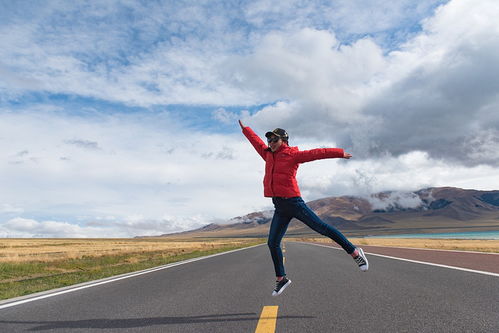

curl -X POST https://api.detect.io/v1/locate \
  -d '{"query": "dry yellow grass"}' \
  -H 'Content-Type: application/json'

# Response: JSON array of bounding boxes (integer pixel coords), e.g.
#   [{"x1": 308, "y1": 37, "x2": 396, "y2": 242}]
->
[
  {"x1": 290, "y1": 237, "x2": 499, "y2": 253},
  {"x1": 0, "y1": 238, "x2": 262, "y2": 263},
  {"x1": 0, "y1": 237, "x2": 266, "y2": 300}
]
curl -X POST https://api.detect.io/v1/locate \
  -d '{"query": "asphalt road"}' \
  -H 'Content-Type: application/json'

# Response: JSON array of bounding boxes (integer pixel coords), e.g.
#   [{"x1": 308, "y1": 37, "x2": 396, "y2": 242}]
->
[{"x1": 0, "y1": 242, "x2": 498, "y2": 332}]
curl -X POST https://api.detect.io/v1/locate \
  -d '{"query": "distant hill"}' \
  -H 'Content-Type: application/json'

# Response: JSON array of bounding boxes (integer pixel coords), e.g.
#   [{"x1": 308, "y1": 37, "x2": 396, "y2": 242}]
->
[{"x1": 160, "y1": 187, "x2": 499, "y2": 238}]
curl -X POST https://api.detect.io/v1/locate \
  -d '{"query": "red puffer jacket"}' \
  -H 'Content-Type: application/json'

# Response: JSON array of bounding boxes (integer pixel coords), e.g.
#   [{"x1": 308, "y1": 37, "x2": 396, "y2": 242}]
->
[{"x1": 242, "y1": 126, "x2": 344, "y2": 198}]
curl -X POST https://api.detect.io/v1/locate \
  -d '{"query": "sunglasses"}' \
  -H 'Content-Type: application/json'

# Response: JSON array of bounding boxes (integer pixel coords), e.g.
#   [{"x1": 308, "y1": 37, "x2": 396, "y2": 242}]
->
[{"x1": 267, "y1": 136, "x2": 280, "y2": 143}]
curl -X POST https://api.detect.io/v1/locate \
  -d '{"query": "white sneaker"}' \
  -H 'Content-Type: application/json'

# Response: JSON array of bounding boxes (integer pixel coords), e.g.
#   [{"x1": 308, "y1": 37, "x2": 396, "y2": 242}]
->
[
  {"x1": 354, "y1": 248, "x2": 369, "y2": 272},
  {"x1": 272, "y1": 277, "x2": 292, "y2": 296}
]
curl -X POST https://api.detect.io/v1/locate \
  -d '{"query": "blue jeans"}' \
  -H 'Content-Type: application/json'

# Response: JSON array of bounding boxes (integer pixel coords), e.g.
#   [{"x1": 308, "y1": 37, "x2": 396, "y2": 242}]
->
[{"x1": 268, "y1": 197, "x2": 356, "y2": 277}]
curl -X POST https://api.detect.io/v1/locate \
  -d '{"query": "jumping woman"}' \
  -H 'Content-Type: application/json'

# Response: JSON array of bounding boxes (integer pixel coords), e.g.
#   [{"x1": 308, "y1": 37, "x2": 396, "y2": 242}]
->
[{"x1": 239, "y1": 120, "x2": 369, "y2": 296}]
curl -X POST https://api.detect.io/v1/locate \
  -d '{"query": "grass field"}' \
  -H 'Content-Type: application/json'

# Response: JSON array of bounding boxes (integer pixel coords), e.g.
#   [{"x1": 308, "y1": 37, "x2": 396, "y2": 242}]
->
[
  {"x1": 2, "y1": 236, "x2": 497, "y2": 301},
  {"x1": 291, "y1": 237, "x2": 499, "y2": 253},
  {"x1": 0, "y1": 237, "x2": 265, "y2": 301}
]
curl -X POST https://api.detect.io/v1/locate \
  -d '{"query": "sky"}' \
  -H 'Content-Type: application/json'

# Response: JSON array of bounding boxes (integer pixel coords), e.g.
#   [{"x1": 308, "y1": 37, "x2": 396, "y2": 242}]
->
[{"x1": 1, "y1": 0, "x2": 499, "y2": 238}]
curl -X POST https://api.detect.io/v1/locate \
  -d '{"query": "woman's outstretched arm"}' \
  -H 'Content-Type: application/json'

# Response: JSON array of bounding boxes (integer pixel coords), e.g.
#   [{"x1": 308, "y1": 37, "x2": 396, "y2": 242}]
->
[
  {"x1": 294, "y1": 147, "x2": 351, "y2": 163},
  {"x1": 239, "y1": 120, "x2": 267, "y2": 159}
]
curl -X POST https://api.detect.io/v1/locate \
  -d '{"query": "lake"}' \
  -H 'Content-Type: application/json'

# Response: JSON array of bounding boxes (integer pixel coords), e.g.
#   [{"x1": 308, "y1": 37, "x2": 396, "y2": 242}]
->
[{"x1": 370, "y1": 230, "x2": 499, "y2": 240}]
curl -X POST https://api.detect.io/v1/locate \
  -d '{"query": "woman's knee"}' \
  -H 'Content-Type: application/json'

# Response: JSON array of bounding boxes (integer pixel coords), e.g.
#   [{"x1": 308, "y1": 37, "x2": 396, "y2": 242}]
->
[{"x1": 267, "y1": 238, "x2": 280, "y2": 249}]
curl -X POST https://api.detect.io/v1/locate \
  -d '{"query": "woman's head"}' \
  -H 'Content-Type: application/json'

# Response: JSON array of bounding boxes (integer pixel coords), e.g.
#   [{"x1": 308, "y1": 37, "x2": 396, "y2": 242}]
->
[{"x1": 265, "y1": 128, "x2": 288, "y2": 152}]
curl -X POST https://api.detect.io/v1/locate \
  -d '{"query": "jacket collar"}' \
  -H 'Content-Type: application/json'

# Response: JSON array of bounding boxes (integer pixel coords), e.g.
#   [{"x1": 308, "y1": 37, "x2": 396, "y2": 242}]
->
[{"x1": 266, "y1": 142, "x2": 288, "y2": 153}]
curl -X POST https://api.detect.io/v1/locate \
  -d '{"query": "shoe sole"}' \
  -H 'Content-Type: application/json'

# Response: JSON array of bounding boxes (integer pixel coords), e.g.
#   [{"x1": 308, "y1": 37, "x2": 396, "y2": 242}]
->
[
  {"x1": 272, "y1": 279, "x2": 292, "y2": 296},
  {"x1": 358, "y1": 248, "x2": 369, "y2": 272}
]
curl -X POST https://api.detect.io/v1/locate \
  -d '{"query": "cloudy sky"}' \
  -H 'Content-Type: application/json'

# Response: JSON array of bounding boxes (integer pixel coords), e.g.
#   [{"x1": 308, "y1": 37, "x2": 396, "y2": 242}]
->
[{"x1": 1, "y1": 0, "x2": 499, "y2": 238}]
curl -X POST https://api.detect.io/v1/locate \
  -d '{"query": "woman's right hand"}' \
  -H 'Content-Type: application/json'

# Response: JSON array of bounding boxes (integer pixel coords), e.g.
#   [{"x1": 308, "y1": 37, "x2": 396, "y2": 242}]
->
[{"x1": 238, "y1": 120, "x2": 245, "y2": 129}]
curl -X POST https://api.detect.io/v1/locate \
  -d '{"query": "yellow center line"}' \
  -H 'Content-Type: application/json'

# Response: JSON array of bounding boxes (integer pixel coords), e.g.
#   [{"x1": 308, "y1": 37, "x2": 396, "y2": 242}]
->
[{"x1": 255, "y1": 306, "x2": 279, "y2": 333}]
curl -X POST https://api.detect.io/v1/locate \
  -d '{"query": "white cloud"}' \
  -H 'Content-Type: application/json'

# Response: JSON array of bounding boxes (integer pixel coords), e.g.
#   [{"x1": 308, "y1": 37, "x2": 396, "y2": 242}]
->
[
  {"x1": 367, "y1": 191, "x2": 424, "y2": 211},
  {"x1": 297, "y1": 150, "x2": 499, "y2": 201},
  {"x1": 243, "y1": 0, "x2": 447, "y2": 41},
  {"x1": 225, "y1": 27, "x2": 390, "y2": 144},
  {"x1": 228, "y1": 29, "x2": 386, "y2": 114},
  {"x1": 0, "y1": 0, "x2": 449, "y2": 107},
  {"x1": 0, "y1": 109, "x2": 270, "y2": 237},
  {"x1": 1, "y1": 107, "x2": 499, "y2": 237},
  {"x1": 212, "y1": 108, "x2": 250, "y2": 125},
  {"x1": 1, "y1": 0, "x2": 498, "y2": 237},
  {"x1": 0, "y1": 203, "x2": 24, "y2": 214},
  {"x1": 465, "y1": 129, "x2": 499, "y2": 163},
  {"x1": 239, "y1": 0, "x2": 499, "y2": 166},
  {"x1": 0, "y1": 214, "x2": 212, "y2": 238},
  {"x1": 0, "y1": 217, "x2": 106, "y2": 238}
]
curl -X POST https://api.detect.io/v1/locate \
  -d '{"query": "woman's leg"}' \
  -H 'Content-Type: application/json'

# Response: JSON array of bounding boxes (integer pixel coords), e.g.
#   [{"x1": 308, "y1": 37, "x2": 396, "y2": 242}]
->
[
  {"x1": 291, "y1": 198, "x2": 356, "y2": 254},
  {"x1": 267, "y1": 208, "x2": 292, "y2": 278}
]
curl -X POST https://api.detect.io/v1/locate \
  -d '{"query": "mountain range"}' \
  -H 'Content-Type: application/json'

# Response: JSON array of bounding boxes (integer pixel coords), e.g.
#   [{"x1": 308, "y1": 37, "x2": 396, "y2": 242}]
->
[{"x1": 163, "y1": 187, "x2": 499, "y2": 238}]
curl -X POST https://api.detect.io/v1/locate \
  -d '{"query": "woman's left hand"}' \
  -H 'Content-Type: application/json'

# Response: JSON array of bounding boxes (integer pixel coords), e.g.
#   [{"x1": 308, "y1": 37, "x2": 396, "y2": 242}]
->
[{"x1": 344, "y1": 152, "x2": 352, "y2": 159}]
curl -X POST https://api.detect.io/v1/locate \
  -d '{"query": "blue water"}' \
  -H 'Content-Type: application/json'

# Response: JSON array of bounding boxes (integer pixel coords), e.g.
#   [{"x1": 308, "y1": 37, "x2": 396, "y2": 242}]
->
[{"x1": 370, "y1": 230, "x2": 499, "y2": 240}]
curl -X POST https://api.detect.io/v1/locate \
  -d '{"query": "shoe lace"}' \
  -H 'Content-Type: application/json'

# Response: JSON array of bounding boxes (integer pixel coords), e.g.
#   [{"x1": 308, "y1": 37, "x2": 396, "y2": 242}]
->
[
  {"x1": 274, "y1": 279, "x2": 286, "y2": 291},
  {"x1": 354, "y1": 255, "x2": 366, "y2": 266}
]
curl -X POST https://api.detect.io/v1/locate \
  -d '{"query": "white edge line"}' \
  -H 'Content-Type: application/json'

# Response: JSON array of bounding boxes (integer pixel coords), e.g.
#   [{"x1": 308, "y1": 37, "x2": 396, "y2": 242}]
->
[
  {"x1": 0, "y1": 243, "x2": 265, "y2": 310},
  {"x1": 302, "y1": 242, "x2": 499, "y2": 278},
  {"x1": 291, "y1": 239, "x2": 499, "y2": 255},
  {"x1": 354, "y1": 244, "x2": 499, "y2": 255}
]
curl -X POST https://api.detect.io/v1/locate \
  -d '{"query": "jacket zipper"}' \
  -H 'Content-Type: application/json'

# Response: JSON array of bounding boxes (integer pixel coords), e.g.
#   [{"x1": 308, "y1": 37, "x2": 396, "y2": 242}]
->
[{"x1": 270, "y1": 152, "x2": 275, "y2": 196}]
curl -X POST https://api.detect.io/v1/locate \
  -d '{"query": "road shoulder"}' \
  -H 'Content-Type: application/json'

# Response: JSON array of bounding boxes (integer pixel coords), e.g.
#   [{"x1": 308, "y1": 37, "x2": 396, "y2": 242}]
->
[{"x1": 301, "y1": 241, "x2": 499, "y2": 275}]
